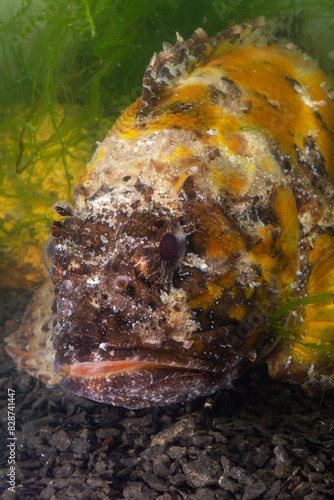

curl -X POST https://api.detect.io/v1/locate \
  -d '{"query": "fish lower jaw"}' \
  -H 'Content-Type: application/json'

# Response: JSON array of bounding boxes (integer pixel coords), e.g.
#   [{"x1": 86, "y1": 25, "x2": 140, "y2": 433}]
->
[
  {"x1": 56, "y1": 357, "x2": 237, "y2": 409},
  {"x1": 59, "y1": 360, "x2": 161, "y2": 377}
]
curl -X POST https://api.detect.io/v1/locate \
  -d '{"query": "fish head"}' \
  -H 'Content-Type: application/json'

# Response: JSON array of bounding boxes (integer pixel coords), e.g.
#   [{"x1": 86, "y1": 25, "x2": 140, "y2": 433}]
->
[{"x1": 44, "y1": 178, "x2": 272, "y2": 408}]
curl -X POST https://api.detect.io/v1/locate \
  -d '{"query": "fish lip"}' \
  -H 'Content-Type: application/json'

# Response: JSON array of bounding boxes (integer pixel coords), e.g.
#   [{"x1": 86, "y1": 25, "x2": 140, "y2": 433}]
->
[
  {"x1": 54, "y1": 348, "x2": 223, "y2": 376},
  {"x1": 55, "y1": 349, "x2": 241, "y2": 408},
  {"x1": 58, "y1": 360, "x2": 161, "y2": 377}
]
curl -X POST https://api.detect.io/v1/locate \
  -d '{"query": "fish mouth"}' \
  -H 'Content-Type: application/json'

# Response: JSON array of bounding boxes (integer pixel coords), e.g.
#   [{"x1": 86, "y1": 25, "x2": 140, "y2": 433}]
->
[
  {"x1": 59, "y1": 360, "x2": 157, "y2": 377},
  {"x1": 56, "y1": 351, "x2": 236, "y2": 409}
]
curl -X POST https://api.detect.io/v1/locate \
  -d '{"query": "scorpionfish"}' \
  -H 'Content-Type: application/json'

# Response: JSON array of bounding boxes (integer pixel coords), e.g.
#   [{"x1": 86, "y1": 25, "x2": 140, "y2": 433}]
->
[{"x1": 6, "y1": 18, "x2": 334, "y2": 408}]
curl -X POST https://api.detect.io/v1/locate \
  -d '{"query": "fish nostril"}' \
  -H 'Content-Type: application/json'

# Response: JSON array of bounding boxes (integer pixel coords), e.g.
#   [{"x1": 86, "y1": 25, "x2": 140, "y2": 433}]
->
[
  {"x1": 110, "y1": 296, "x2": 127, "y2": 313},
  {"x1": 114, "y1": 275, "x2": 129, "y2": 290}
]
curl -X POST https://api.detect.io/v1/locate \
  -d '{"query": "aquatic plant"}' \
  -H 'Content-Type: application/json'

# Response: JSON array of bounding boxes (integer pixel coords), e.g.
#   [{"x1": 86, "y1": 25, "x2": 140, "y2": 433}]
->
[{"x1": 270, "y1": 293, "x2": 334, "y2": 385}]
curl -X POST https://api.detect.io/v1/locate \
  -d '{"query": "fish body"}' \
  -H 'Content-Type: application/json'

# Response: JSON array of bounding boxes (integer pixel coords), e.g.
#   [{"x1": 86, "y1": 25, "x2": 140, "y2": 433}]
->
[{"x1": 6, "y1": 18, "x2": 334, "y2": 408}]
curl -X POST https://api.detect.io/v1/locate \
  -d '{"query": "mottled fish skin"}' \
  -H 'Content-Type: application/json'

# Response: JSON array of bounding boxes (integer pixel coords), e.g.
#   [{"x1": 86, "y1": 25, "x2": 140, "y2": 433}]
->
[{"x1": 6, "y1": 18, "x2": 334, "y2": 408}]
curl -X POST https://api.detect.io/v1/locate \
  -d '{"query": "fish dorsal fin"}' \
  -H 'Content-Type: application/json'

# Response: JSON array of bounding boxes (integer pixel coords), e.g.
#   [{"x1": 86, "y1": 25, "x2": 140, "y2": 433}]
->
[
  {"x1": 142, "y1": 28, "x2": 208, "y2": 111},
  {"x1": 141, "y1": 17, "x2": 295, "y2": 111}
]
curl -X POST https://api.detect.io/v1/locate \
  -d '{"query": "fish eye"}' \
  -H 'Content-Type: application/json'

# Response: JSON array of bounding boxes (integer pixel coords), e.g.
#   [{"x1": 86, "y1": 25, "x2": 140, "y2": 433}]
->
[
  {"x1": 159, "y1": 232, "x2": 180, "y2": 261},
  {"x1": 42, "y1": 234, "x2": 55, "y2": 278}
]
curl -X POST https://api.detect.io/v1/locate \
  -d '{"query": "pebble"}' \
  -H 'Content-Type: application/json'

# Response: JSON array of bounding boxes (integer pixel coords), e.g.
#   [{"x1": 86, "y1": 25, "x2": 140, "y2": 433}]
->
[
  {"x1": 191, "y1": 487, "x2": 216, "y2": 500},
  {"x1": 167, "y1": 446, "x2": 187, "y2": 460},
  {"x1": 218, "y1": 475, "x2": 240, "y2": 493},
  {"x1": 243, "y1": 479, "x2": 267, "y2": 500},
  {"x1": 54, "y1": 464, "x2": 74, "y2": 478},
  {"x1": 152, "y1": 454, "x2": 171, "y2": 477},
  {"x1": 39, "y1": 485, "x2": 57, "y2": 499},
  {"x1": 48, "y1": 430, "x2": 72, "y2": 451},
  {"x1": 182, "y1": 453, "x2": 222, "y2": 487},
  {"x1": 122, "y1": 482, "x2": 154, "y2": 499}
]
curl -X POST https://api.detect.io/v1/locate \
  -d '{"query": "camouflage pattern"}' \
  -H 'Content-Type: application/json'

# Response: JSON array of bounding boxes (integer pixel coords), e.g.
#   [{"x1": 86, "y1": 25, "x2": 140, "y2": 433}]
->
[{"x1": 6, "y1": 18, "x2": 334, "y2": 408}]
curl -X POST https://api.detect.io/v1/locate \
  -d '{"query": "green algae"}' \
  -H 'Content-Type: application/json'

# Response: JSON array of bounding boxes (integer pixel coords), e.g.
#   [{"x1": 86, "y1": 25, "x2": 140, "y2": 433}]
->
[{"x1": 270, "y1": 294, "x2": 334, "y2": 352}]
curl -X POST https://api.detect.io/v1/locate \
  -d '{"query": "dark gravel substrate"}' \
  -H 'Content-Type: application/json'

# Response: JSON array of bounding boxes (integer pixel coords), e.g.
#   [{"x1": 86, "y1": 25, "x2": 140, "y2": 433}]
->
[{"x1": 0, "y1": 289, "x2": 333, "y2": 499}]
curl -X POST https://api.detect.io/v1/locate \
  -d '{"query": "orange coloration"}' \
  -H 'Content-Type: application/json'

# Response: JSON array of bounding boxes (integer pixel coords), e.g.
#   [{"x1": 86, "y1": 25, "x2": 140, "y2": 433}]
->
[
  {"x1": 250, "y1": 187, "x2": 300, "y2": 293},
  {"x1": 213, "y1": 170, "x2": 250, "y2": 195},
  {"x1": 272, "y1": 187, "x2": 299, "y2": 288},
  {"x1": 206, "y1": 235, "x2": 226, "y2": 257},
  {"x1": 214, "y1": 231, "x2": 242, "y2": 257},
  {"x1": 216, "y1": 114, "x2": 241, "y2": 140},
  {"x1": 190, "y1": 271, "x2": 239, "y2": 311},
  {"x1": 250, "y1": 226, "x2": 278, "y2": 284},
  {"x1": 245, "y1": 327, "x2": 265, "y2": 351},
  {"x1": 293, "y1": 233, "x2": 334, "y2": 362},
  {"x1": 96, "y1": 147, "x2": 105, "y2": 162},
  {"x1": 218, "y1": 271, "x2": 236, "y2": 290},
  {"x1": 112, "y1": 98, "x2": 144, "y2": 139},
  {"x1": 69, "y1": 360, "x2": 155, "y2": 377},
  {"x1": 149, "y1": 103, "x2": 217, "y2": 136},
  {"x1": 116, "y1": 96, "x2": 143, "y2": 122},
  {"x1": 190, "y1": 282, "x2": 223, "y2": 310},
  {"x1": 224, "y1": 133, "x2": 248, "y2": 156},
  {"x1": 308, "y1": 233, "x2": 334, "y2": 294},
  {"x1": 82, "y1": 164, "x2": 93, "y2": 183},
  {"x1": 115, "y1": 84, "x2": 219, "y2": 141},
  {"x1": 169, "y1": 145, "x2": 192, "y2": 161},
  {"x1": 173, "y1": 172, "x2": 191, "y2": 192},
  {"x1": 6, "y1": 20, "x2": 334, "y2": 406},
  {"x1": 268, "y1": 232, "x2": 334, "y2": 384},
  {"x1": 168, "y1": 82, "x2": 212, "y2": 104},
  {"x1": 228, "y1": 304, "x2": 246, "y2": 320},
  {"x1": 205, "y1": 45, "x2": 334, "y2": 168}
]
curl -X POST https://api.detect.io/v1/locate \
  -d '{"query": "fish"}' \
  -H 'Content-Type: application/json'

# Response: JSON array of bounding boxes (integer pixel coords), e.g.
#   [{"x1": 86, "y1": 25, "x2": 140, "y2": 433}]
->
[{"x1": 5, "y1": 17, "x2": 334, "y2": 409}]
